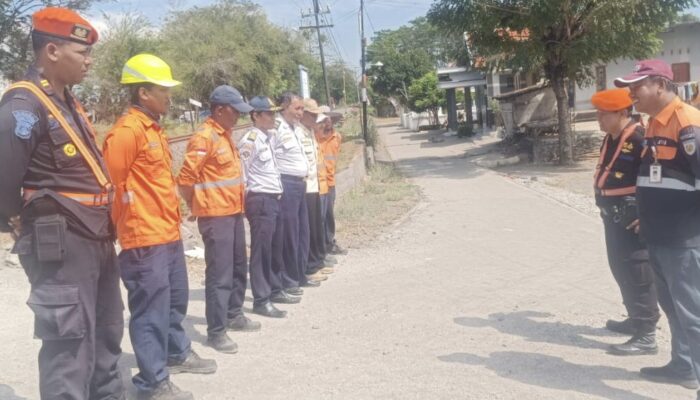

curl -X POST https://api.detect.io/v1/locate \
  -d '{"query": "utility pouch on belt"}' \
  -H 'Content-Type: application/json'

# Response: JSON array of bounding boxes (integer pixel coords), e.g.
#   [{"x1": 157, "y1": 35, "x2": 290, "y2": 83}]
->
[
  {"x1": 33, "y1": 214, "x2": 66, "y2": 263},
  {"x1": 616, "y1": 196, "x2": 638, "y2": 227}
]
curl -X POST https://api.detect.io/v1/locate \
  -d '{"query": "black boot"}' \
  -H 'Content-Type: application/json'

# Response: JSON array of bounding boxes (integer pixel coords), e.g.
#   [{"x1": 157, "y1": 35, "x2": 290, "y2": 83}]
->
[
  {"x1": 608, "y1": 332, "x2": 658, "y2": 356},
  {"x1": 137, "y1": 380, "x2": 193, "y2": 400},
  {"x1": 605, "y1": 318, "x2": 635, "y2": 335},
  {"x1": 167, "y1": 349, "x2": 217, "y2": 374}
]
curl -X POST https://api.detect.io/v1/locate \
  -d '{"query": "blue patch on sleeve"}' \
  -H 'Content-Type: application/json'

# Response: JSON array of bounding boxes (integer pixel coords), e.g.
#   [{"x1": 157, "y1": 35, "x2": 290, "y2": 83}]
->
[{"x1": 12, "y1": 110, "x2": 39, "y2": 140}]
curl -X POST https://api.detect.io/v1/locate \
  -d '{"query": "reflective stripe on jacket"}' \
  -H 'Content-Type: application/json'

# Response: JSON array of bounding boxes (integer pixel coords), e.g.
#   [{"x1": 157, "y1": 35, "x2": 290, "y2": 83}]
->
[{"x1": 177, "y1": 118, "x2": 245, "y2": 217}]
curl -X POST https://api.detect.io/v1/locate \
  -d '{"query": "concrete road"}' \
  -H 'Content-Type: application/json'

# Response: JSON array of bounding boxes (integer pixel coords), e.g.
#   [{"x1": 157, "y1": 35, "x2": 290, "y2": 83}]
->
[{"x1": 0, "y1": 121, "x2": 692, "y2": 399}]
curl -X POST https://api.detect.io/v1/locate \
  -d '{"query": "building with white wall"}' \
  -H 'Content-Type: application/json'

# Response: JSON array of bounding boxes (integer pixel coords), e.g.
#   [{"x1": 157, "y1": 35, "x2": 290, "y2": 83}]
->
[{"x1": 576, "y1": 21, "x2": 700, "y2": 110}]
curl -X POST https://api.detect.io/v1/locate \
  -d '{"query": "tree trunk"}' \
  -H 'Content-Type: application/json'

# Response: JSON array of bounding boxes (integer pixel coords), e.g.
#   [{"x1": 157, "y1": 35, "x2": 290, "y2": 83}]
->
[
  {"x1": 550, "y1": 73, "x2": 574, "y2": 165},
  {"x1": 432, "y1": 107, "x2": 440, "y2": 126}
]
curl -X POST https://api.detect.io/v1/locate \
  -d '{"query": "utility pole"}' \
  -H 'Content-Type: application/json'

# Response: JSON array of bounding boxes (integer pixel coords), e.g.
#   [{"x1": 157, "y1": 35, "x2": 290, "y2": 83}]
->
[
  {"x1": 360, "y1": 0, "x2": 368, "y2": 145},
  {"x1": 300, "y1": 1, "x2": 333, "y2": 106}
]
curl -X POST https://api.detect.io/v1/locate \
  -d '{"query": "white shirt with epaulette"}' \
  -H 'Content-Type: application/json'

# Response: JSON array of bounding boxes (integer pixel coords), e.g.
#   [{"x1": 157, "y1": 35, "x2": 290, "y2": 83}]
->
[
  {"x1": 271, "y1": 117, "x2": 308, "y2": 177},
  {"x1": 238, "y1": 127, "x2": 283, "y2": 194},
  {"x1": 299, "y1": 124, "x2": 320, "y2": 193}
]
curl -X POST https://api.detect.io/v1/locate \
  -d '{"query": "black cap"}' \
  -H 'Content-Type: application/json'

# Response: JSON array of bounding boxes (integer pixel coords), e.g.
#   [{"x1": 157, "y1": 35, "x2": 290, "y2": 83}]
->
[{"x1": 249, "y1": 96, "x2": 281, "y2": 112}]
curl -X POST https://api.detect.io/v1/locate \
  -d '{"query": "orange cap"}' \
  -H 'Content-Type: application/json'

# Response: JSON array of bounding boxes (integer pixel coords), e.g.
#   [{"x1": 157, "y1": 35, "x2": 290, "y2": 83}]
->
[
  {"x1": 32, "y1": 7, "x2": 98, "y2": 45},
  {"x1": 591, "y1": 88, "x2": 633, "y2": 112}
]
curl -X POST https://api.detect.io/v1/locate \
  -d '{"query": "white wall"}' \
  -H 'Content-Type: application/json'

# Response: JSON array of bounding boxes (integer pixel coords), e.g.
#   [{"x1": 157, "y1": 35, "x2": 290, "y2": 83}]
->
[{"x1": 576, "y1": 22, "x2": 700, "y2": 111}]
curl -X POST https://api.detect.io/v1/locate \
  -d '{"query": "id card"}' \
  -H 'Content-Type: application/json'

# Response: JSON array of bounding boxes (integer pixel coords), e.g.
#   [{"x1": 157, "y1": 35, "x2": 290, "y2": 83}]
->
[{"x1": 650, "y1": 163, "x2": 662, "y2": 184}]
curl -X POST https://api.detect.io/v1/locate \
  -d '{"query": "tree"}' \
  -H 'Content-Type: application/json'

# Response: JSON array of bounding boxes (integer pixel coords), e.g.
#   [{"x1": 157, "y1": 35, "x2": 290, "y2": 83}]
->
[
  {"x1": 366, "y1": 17, "x2": 465, "y2": 111},
  {"x1": 408, "y1": 71, "x2": 445, "y2": 125},
  {"x1": 158, "y1": 0, "x2": 315, "y2": 105},
  {"x1": 0, "y1": 0, "x2": 100, "y2": 81},
  {"x1": 326, "y1": 62, "x2": 358, "y2": 106},
  {"x1": 429, "y1": 0, "x2": 695, "y2": 165},
  {"x1": 79, "y1": 13, "x2": 159, "y2": 121}
]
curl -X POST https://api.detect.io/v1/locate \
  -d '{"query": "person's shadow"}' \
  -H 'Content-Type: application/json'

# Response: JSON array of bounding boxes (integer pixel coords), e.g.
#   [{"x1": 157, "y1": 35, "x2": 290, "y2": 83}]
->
[
  {"x1": 455, "y1": 310, "x2": 617, "y2": 350},
  {"x1": 0, "y1": 384, "x2": 27, "y2": 400},
  {"x1": 439, "y1": 351, "x2": 655, "y2": 400}
]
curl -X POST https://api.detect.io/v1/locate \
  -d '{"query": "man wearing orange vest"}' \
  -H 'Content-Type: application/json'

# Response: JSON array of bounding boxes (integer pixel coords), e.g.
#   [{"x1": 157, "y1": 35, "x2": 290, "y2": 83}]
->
[
  {"x1": 0, "y1": 8, "x2": 125, "y2": 399},
  {"x1": 177, "y1": 85, "x2": 258, "y2": 354},
  {"x1": 616, "y1": 59, "x2": 700, "y2": 391},
  {"x1": 590, "y1": 88, "x2": 659, "y2": 356},
  {"x1": 316, "y1": 111, "x2": 347, "y2": 255},
  {"x1": 103, "y1": 54, "x2": 215, "y2": 400},
  {"x1": 299, "y1": 99, "x2": 333, "y2": 281}
]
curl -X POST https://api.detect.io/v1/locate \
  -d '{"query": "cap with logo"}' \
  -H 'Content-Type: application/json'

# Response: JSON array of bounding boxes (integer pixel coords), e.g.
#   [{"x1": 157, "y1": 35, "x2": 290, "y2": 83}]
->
[
  {"x1": 614, "y1": 59, "x2": 674, "y2": 87},
  {"x1": 32, "y1": 7, "x2": 98, "y2": 45},
  {"x1": 249, "y1": 96, "x2": 281, "y2": 112},
  {"x1": 210, "y1": 85, "x2": 253, "y2": 113},
  {"x1": 591, "y1": 88, "x2": 633, "y2": 112}
]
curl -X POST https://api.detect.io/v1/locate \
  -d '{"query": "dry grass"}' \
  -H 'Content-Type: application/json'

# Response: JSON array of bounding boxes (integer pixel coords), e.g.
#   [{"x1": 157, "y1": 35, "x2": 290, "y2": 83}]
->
[{"x1": 334, "y1": 163, "x2": 421, "y2": 249}]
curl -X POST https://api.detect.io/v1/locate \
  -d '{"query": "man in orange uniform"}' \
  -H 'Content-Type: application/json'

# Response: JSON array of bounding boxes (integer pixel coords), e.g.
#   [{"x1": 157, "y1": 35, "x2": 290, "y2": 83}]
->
[
  {"x1": 0, "y1": 8, "x2": 125, "y2": 399},
  {"x1": 316, "y1": 111, "x2": 347, "y2": 255},
  {"x1": 590, "y1": 88, "x2": 659, "y2": 356},
  {"x1": 616, "y1": 59, "x2": 700, "y2": 391},
  {"x1": 103, "y1": 54, "x2": 215, "y2": 400},
  {"x1": 177, "y1": 85, "x2": 258, "y2": 354}
]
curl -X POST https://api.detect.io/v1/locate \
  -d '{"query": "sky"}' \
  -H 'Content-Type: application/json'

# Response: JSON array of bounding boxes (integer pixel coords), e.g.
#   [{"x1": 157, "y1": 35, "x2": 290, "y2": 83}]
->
[{"x1": 88, "y1": 0, "x2": 435, "y2": 72}]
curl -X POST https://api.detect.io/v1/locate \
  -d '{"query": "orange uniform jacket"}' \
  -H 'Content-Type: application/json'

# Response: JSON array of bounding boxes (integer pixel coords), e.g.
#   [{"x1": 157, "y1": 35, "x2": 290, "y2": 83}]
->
[
  {"x1": 176, "y1": 117, "x2": 245, "y2": 217},
  {"x1": 103, "y1": 107, "x2": 181, "y2": 250},
  {"x1": 316, "y1": 129, "x2": 341, "y2": 187}
]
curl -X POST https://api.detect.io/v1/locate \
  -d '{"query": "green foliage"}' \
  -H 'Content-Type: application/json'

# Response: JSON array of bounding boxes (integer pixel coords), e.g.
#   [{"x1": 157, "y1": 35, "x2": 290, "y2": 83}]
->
[
  {"x1": 158, "y1": 0, "x2": 315, "y2": 104},
  {"x1": 408, "y1": 71, "x2": 445, "y2": 125},
  {"x1": 79, "y1": 13, "x2": 159, "y2": 121},
  {"x1": 325, "y1": 62, "x2": 359, "y2": 106},
  {"x1": 367, "y1": 16, "x2": 468, "y2": 106},
  {"x1": 428, "y1": 0, "x2": 696, "y2": 164},
  {"x1": 0, "y1": 0, "x2": 100, "y2": 81}
]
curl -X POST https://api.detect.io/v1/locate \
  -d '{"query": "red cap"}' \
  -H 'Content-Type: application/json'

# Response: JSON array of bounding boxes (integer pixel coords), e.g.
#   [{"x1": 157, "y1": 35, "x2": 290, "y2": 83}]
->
[
  {"x1": 591, "y1": 88, "x2": 633, "y2": 112},
  {"x1": 32, "y1": 7, "x2": 98, "y2": 45},
  {"x1": 614, "y1": 59, "x2": 673, "y2": 87}
]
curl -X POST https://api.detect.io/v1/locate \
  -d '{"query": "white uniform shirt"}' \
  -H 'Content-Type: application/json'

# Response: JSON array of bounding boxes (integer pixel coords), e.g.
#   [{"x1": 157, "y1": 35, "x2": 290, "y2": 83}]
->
[
  {"x1": 299, "y1": 124, "x2": 320, "y2": 193},
  {"x1": 238, "y1": 127, "x2": 283, "y2": 194},
  {"x1": 271, "y1": 117, "x2": 308, "y2": 177}
]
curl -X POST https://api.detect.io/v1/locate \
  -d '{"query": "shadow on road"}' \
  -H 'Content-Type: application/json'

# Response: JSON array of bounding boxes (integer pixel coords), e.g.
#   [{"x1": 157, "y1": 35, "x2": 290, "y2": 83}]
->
[
  {"x1": 438, "y1": 351, "x2": 655, "y2": 400},
  {"x1": 455, "y1": 310, "x2": 616, "y2": 350},
  {"x1": 0, "y1": 384, "x2": 27, "y2": 400}
]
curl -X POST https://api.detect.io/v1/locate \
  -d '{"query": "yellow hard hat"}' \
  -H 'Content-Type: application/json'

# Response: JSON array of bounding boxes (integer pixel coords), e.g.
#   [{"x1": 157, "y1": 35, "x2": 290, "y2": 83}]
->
[{"x1": 120, "y1": 53, "x2": 181, "y2": 87}]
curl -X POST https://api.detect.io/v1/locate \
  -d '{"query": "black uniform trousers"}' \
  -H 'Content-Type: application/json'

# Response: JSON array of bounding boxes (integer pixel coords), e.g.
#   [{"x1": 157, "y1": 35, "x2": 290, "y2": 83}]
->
[
  {"x1": 278, "y1": 175, "x2": 308, "y2": 288},
  {"x1": 19, "y1": 228, "x2": 125, "y2": 400},
  {"x1": 324, "y1": 186, "x2": 337, "y2": 248},
  {"x1": 305, "y1": 192, "x2": 326, "y2": 273},
  {"x1": 198, "y1": 214, "x2": 248, "y2": 336},
  {"x1": 603, "y1": 218, "x2": 660, "y2": 333},
  {"x1": 118, "y1": 240, "x2": 191, "y2": 392},
  {"x1": 246, "y1": 192, "x2": 283, "y2": 306}
]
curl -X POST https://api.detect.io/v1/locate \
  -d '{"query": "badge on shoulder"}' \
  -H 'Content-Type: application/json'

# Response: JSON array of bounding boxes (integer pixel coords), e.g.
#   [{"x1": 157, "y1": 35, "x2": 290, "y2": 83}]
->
[
  {"x1": 12, "y1": 110, "x2": 39, "y2": 140},
  {"x1": 683, "y1": 139, "x2": 696, "y2": 156}
]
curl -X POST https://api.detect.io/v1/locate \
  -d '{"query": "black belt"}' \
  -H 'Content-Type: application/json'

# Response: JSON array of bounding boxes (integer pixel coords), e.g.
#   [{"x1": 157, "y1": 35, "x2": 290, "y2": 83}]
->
[
  {"x1": 280, "y1": 174, "x2": 306, "y2": 182},
  {"x1": 249, "y1": 192, "x2": 282, "y2": 200}
]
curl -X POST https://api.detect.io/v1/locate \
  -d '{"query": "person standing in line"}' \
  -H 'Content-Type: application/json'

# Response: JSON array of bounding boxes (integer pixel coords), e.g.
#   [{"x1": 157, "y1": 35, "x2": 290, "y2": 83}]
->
[
  {"x1": 103, "y1": 54, "x2": 216, "y2": 400},
  {"x1": 0, "y1": 8, "x2": 125, "y2": 399},
  {"x1": 177, "y1": 85, "x2": 259, "y2": 354},
  {"x1": 238, "y1": 96, "x2": 288, "y2": 318}
]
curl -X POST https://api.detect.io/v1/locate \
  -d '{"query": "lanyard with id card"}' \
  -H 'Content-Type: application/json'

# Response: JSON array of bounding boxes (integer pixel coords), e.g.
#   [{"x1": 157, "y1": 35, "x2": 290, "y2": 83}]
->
[{"x1": 650, "y1": 144, "x2": 662, "y2": 184}]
